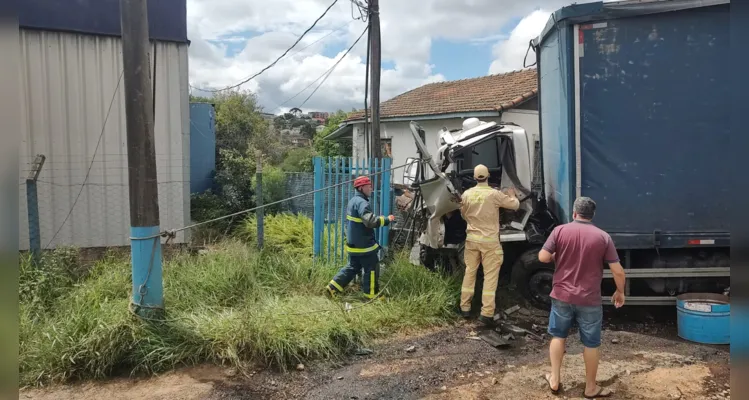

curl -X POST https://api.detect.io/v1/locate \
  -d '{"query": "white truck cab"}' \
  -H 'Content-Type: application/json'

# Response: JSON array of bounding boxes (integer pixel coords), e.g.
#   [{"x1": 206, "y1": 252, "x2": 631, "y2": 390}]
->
[{"x1": 404, "y1": 118, "x2": 538, "y2": 252}]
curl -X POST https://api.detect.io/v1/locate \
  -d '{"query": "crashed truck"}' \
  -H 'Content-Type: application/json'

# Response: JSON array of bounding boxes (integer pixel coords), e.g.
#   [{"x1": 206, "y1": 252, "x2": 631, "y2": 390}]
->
[{"x1": 400, "y1": 0, "x2": 731, "y2": 307}]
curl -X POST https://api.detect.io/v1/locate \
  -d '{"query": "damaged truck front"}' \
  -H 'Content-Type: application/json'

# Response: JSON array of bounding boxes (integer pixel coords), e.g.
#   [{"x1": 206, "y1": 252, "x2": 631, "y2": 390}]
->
[{"x1": 402, "y1": 0, "x2": 731, "y2": 307}]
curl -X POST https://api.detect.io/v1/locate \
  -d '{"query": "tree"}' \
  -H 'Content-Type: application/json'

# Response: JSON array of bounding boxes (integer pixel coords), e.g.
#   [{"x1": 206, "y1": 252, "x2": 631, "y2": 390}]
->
[
  {"x1": 212, "y1": 90, "x2": 268, "y2": 157},
  {"x1": 314, "y1": 110, "x2": 353, "y2": 158},
  {"x1": 281, "y1": 148, "x2": 315, "y2": 172}
]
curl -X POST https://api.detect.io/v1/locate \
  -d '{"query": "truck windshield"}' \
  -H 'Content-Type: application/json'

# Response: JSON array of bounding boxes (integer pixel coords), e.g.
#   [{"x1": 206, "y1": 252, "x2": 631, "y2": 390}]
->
[{"x1": 453, "y1": 136, "x2": 505, "y2": 176}]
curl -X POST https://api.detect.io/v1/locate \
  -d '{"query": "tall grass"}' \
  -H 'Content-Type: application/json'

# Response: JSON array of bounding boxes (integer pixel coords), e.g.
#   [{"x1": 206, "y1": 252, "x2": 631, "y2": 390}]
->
[{"x1": 20, "y1": 217, "x2": 460, "y2": 387}]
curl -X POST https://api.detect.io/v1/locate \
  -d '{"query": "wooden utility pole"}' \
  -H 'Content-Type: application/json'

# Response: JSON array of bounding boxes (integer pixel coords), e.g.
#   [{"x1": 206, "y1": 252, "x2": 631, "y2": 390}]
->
[
  {"x1": 369, "y1": 0, "x2": 382, "y2": 158},
  {"x1": 120, "y1": 0, "x2": 163, "y2": 316}
]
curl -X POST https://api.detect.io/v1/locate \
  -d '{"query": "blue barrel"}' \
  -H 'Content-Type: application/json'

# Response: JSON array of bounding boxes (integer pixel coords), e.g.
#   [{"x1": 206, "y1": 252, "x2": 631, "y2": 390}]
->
[{"x1": 676, "y1": 293, "x2": 730, "y2": 345}]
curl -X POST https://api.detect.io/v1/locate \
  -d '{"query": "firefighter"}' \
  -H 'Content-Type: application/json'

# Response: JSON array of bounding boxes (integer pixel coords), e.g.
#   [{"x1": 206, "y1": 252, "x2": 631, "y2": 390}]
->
[
  {"x1": 326, "y1": 176, "x2": 395, "y2": 300},
  {"x1": 459, "y1": 164, "x2": 520, "y2": 326}
]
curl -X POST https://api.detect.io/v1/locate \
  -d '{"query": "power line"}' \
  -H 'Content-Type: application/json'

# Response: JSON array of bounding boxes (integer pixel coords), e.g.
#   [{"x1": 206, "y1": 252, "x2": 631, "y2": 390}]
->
[
  {"x1": 286, "y1": 25, "x2": 368, "y2": 110},
  {"x1": 195, "y1": 0, "x2": 341, "y2": 93},
  {"x1": 45, "y1": 70, "x2": 125, "y2": 249}
]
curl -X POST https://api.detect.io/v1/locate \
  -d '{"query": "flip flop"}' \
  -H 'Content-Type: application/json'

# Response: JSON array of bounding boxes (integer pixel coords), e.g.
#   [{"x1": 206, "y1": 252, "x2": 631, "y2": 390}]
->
[
  {"x1": 544, "y1": 373, "x2": 562, "y2": 395},
  {"x1": 584, "y1": 386, "x2": 613, "y2": 398}
]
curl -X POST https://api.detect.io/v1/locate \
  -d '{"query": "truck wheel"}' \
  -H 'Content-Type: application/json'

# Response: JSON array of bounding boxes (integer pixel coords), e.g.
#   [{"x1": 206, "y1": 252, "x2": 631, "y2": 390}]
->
[{"x1": 511, "y1": 250, "x2": 554, "y2": 308}]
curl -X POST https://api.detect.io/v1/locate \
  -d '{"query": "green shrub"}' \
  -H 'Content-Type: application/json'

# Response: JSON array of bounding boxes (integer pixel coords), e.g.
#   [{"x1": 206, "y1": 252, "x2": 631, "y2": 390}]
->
[
  {"x1": 240, "y1": 213, "x2": 314, "y2": 257},
  {"x1": 19, "y1": 247, "x2": 80, "y2": 316},
  {"x1": 250, "y1": 165, "x2": 287, "y2": 214},
  {"x1": 281, "y1": 148, "x2": 314, "y2": 172}
]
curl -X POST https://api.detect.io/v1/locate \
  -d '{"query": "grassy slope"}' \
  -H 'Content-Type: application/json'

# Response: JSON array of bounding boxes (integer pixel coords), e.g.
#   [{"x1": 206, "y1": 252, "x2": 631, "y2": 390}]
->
[{"x1": 20, "y1": 228, "x2": 460, "y2": 386}]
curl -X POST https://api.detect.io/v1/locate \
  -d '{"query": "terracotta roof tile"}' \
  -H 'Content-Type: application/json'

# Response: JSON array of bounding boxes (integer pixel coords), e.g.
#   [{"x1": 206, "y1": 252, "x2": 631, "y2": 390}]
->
[{"x1": 346, "y1": 68, "x2": 537, "y2": 122}]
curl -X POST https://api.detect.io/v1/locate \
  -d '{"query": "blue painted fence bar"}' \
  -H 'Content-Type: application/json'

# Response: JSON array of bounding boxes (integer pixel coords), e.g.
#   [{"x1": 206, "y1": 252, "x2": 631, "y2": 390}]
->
[{"x1": 312, "y1": 156, "x2": 393, "y2": 262}]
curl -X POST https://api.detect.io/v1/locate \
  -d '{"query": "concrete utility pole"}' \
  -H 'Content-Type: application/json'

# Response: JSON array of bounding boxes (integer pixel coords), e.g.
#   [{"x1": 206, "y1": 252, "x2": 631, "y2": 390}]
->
[
  {"x1": 120, "y1": 0, "x2": 163, "y2": 316},
  {"x1": 369, "y1": 0, "x2": 382, "y2": 158}
]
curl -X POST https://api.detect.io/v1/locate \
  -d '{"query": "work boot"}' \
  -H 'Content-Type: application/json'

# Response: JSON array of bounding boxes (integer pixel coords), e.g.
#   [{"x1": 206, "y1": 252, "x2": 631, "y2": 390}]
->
[
  {"x1": 460, "y1": 310, "x2": 471, "y2": 319},
  {"x1": 324, "y1": 287, "x2": 339, "y2": 300},
  {"x1": 478, "y1": 315, "x2": 496, "y2": 327}
]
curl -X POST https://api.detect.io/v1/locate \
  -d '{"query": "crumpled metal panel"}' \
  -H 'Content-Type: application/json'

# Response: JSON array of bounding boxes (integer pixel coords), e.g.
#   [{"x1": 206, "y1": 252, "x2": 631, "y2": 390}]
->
[{"x1": 417, "y1": 176, "x2": 461, "y2": 249}]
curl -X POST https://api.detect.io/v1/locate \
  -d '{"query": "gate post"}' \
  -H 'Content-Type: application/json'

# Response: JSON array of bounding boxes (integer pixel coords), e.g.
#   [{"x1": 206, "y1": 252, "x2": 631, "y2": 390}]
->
[
  {"x1": 26, "y1": 154, "x2": 45, "y2": 265},
  {"x1": 380, "y1": 157, "x2": 392, "y2": 249},
  {"x1": 313, "y1": 157, "x2": 324, "y2": 258}
]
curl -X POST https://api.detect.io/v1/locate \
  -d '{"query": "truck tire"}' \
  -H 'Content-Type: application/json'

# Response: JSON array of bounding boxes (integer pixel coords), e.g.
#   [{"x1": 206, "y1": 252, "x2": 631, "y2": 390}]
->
[{"x1": 511, "y1": 249, "x2": 554, "y2": 308}]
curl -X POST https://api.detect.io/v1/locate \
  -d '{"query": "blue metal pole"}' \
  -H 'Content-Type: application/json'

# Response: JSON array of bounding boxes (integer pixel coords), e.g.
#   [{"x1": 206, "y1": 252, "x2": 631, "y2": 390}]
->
[
  {"x1": 381, "y1": 157, "x2": 392, "y2": 250},
  {"x1": 313, "y1": 157, "x2": 323, "y2": 258},
  {"x1": 372, "y1": 158, "x2": 379, "y2": 242},
  {"x1": 339, "y1": 157, "x2": 347, "y2": 261},
  {"x1": 26, "y1": 180, "x2": 41, "y2": 265},
  {"x1": 130, "y1": 227, "x2": 163, "y2": 310},
  {"x1": 326, "y1": 157, "x2": 333, "y2": 262},
  {"x1": 333, "y1": 158, "x2": 340, "y2": 264},
  {"x1": 256, "y1": 154, "x2": 264, "y2": 250}
]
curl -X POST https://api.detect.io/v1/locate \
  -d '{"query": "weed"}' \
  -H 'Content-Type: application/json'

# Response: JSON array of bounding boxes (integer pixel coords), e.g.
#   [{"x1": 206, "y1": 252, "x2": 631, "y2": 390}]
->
[{"x1": 19, "y1": 241, "x2": 459, "y2": 387}]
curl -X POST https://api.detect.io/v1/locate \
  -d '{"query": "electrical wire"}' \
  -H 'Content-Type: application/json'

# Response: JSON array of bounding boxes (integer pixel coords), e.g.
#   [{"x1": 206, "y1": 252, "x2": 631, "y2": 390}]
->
[
  {"x1": 44, "y1": 70, "x2": 125, "y2": 250},
  {"x1": 295, "y1": 25, "x2": 369, "y2": 109},
  {"x1": 273, "y1": 25, "x2": 368, "y2": 109},
  {"x1": 194, "y1": 0, "x2": 340, "y2": 93}
]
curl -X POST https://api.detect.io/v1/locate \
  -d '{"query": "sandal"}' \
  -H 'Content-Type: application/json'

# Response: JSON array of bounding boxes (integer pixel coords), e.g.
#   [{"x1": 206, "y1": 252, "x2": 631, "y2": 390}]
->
[
  {"x1": 544, "y1": 373, "x2": 562, "y2": 395},
  {"x1": 584, "y1": 386, "x2": 613, "y2": 398}
]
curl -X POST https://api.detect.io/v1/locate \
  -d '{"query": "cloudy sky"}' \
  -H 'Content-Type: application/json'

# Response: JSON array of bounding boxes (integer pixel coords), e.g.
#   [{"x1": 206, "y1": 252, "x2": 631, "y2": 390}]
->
[{"x1": 187, "y1": 0, "x2": 587, "y2": 114}]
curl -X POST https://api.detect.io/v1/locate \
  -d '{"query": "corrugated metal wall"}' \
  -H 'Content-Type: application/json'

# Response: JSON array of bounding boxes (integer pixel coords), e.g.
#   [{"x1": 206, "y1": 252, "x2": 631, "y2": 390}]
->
[{"x1": 18, "y1": 29, "x2": 190, "y2": 250}]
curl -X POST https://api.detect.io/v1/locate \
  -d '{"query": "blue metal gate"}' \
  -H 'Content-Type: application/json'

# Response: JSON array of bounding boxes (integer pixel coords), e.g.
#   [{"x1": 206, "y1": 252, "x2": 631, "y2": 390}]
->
[{"x1": 313, "y1": 157, "x2": 392, "y2": 262}]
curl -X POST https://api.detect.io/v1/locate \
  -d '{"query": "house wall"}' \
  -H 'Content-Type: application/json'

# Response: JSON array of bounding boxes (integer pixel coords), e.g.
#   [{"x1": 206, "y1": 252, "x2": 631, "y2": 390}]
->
[
  {"x1": 351, "y1": 110, "x2": 539, "y2": 185},
  {"x1": 18, "y1": 29, "x2": 191, "y2": 250}
]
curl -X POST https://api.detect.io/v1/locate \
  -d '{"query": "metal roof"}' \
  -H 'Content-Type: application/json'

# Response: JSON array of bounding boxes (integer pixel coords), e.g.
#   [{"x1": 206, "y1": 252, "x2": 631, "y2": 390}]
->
[{"x1": 19, "y1": 0, "x2": 188, "y2": 43}]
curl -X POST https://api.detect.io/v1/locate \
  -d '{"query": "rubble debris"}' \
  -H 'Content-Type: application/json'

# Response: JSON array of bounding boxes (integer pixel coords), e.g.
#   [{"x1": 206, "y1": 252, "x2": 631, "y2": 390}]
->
[
  {"x1": 479, "y1": 331, "x2": 511, "y2": 348},
  {"x1": 336, "y1": 376, "x2": 344, "y2": 381},
  {"x1": 405, "y1": 345, "x2": 417, "y2": 353},
  {"x1": 502, "y1": 333, "x2": 516, "y2": 341},
  {"x1": 611, "y1": 338, "x2": 621, "y2": 344},
  {"x1": 355, "y1": 348, "x2": 374, "y2": 356},
  {"x1": 497, "y1": 323, "x2": 527, "y2": 336},
  {"x1": 504, "y1": 305, "x2": 521, "y2": 316},
  {"x1": 296, "y1": 364, "x2": 305, "y2": 371}
]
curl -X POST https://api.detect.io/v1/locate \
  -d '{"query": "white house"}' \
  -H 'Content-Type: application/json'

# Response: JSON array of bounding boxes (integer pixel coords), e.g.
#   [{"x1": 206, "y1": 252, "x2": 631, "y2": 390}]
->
[
  {"x1": 326, "y1": 69, "x2": 539, "y2": 185},
  {"x1": 17, "y1": 0, "x2": 191, "y2": 250}
]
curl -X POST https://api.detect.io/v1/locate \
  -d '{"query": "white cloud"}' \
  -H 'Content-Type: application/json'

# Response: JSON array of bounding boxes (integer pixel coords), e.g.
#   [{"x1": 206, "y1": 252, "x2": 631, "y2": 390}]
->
[
  {"x1": 488, "y1": 10, "x2": 552, "y2": 74},
  {"x1": 186, "y1": 0, "x2": 582, "y2": 113}
]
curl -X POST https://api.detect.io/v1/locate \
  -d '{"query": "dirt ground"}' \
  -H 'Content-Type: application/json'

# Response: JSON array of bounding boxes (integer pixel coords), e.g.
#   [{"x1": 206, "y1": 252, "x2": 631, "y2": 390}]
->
[{"x1": 21, "y1": 306, "x2": 730, "y2": 400}]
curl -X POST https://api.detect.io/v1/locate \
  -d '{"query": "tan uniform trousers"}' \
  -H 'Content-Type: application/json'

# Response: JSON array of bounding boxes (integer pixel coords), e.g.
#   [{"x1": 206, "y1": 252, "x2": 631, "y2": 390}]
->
[{"x1": 461, "y1": 240, "x2": 504, "y2": 318}]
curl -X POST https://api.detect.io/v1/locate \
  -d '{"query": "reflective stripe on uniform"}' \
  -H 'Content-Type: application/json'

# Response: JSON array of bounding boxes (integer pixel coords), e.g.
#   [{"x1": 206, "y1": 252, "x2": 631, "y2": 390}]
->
[
  {"x1": 347, "y1": 215, "x2": 363, "y2": 223},
  {"x1": 466, "y1": 233, "x2": 498, "y2": 243},
  {"x1": 482, "y1": 290, "x2": 495, "y2": 296},
  {"x1": 379, "y1": 216, "x2": 385, "y2": 226},
  {"x1": 329, "y1": 280, "x2": 344, "y2": 292},
  {"x1": 461, "y1": 287, "x2": 475, "y2": 293},
  {"x1": 345, "y1": 243, "x2": 380, "y2": 253},
  {"x1": 370, "y1": 270, "x2": 376, "y2": 297}
]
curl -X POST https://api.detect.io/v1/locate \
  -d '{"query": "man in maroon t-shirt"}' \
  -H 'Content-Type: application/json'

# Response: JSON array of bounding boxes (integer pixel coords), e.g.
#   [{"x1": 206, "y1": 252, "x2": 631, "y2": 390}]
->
[{"x1": 538, "y1": 197, "x2": 626, "y2": 398}]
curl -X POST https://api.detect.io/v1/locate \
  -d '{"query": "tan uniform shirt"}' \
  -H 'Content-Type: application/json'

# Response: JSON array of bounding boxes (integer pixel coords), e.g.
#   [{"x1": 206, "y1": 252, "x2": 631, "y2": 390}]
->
[{"x1": 460, "y1": 183, "x2": 520, "y2": 244}]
